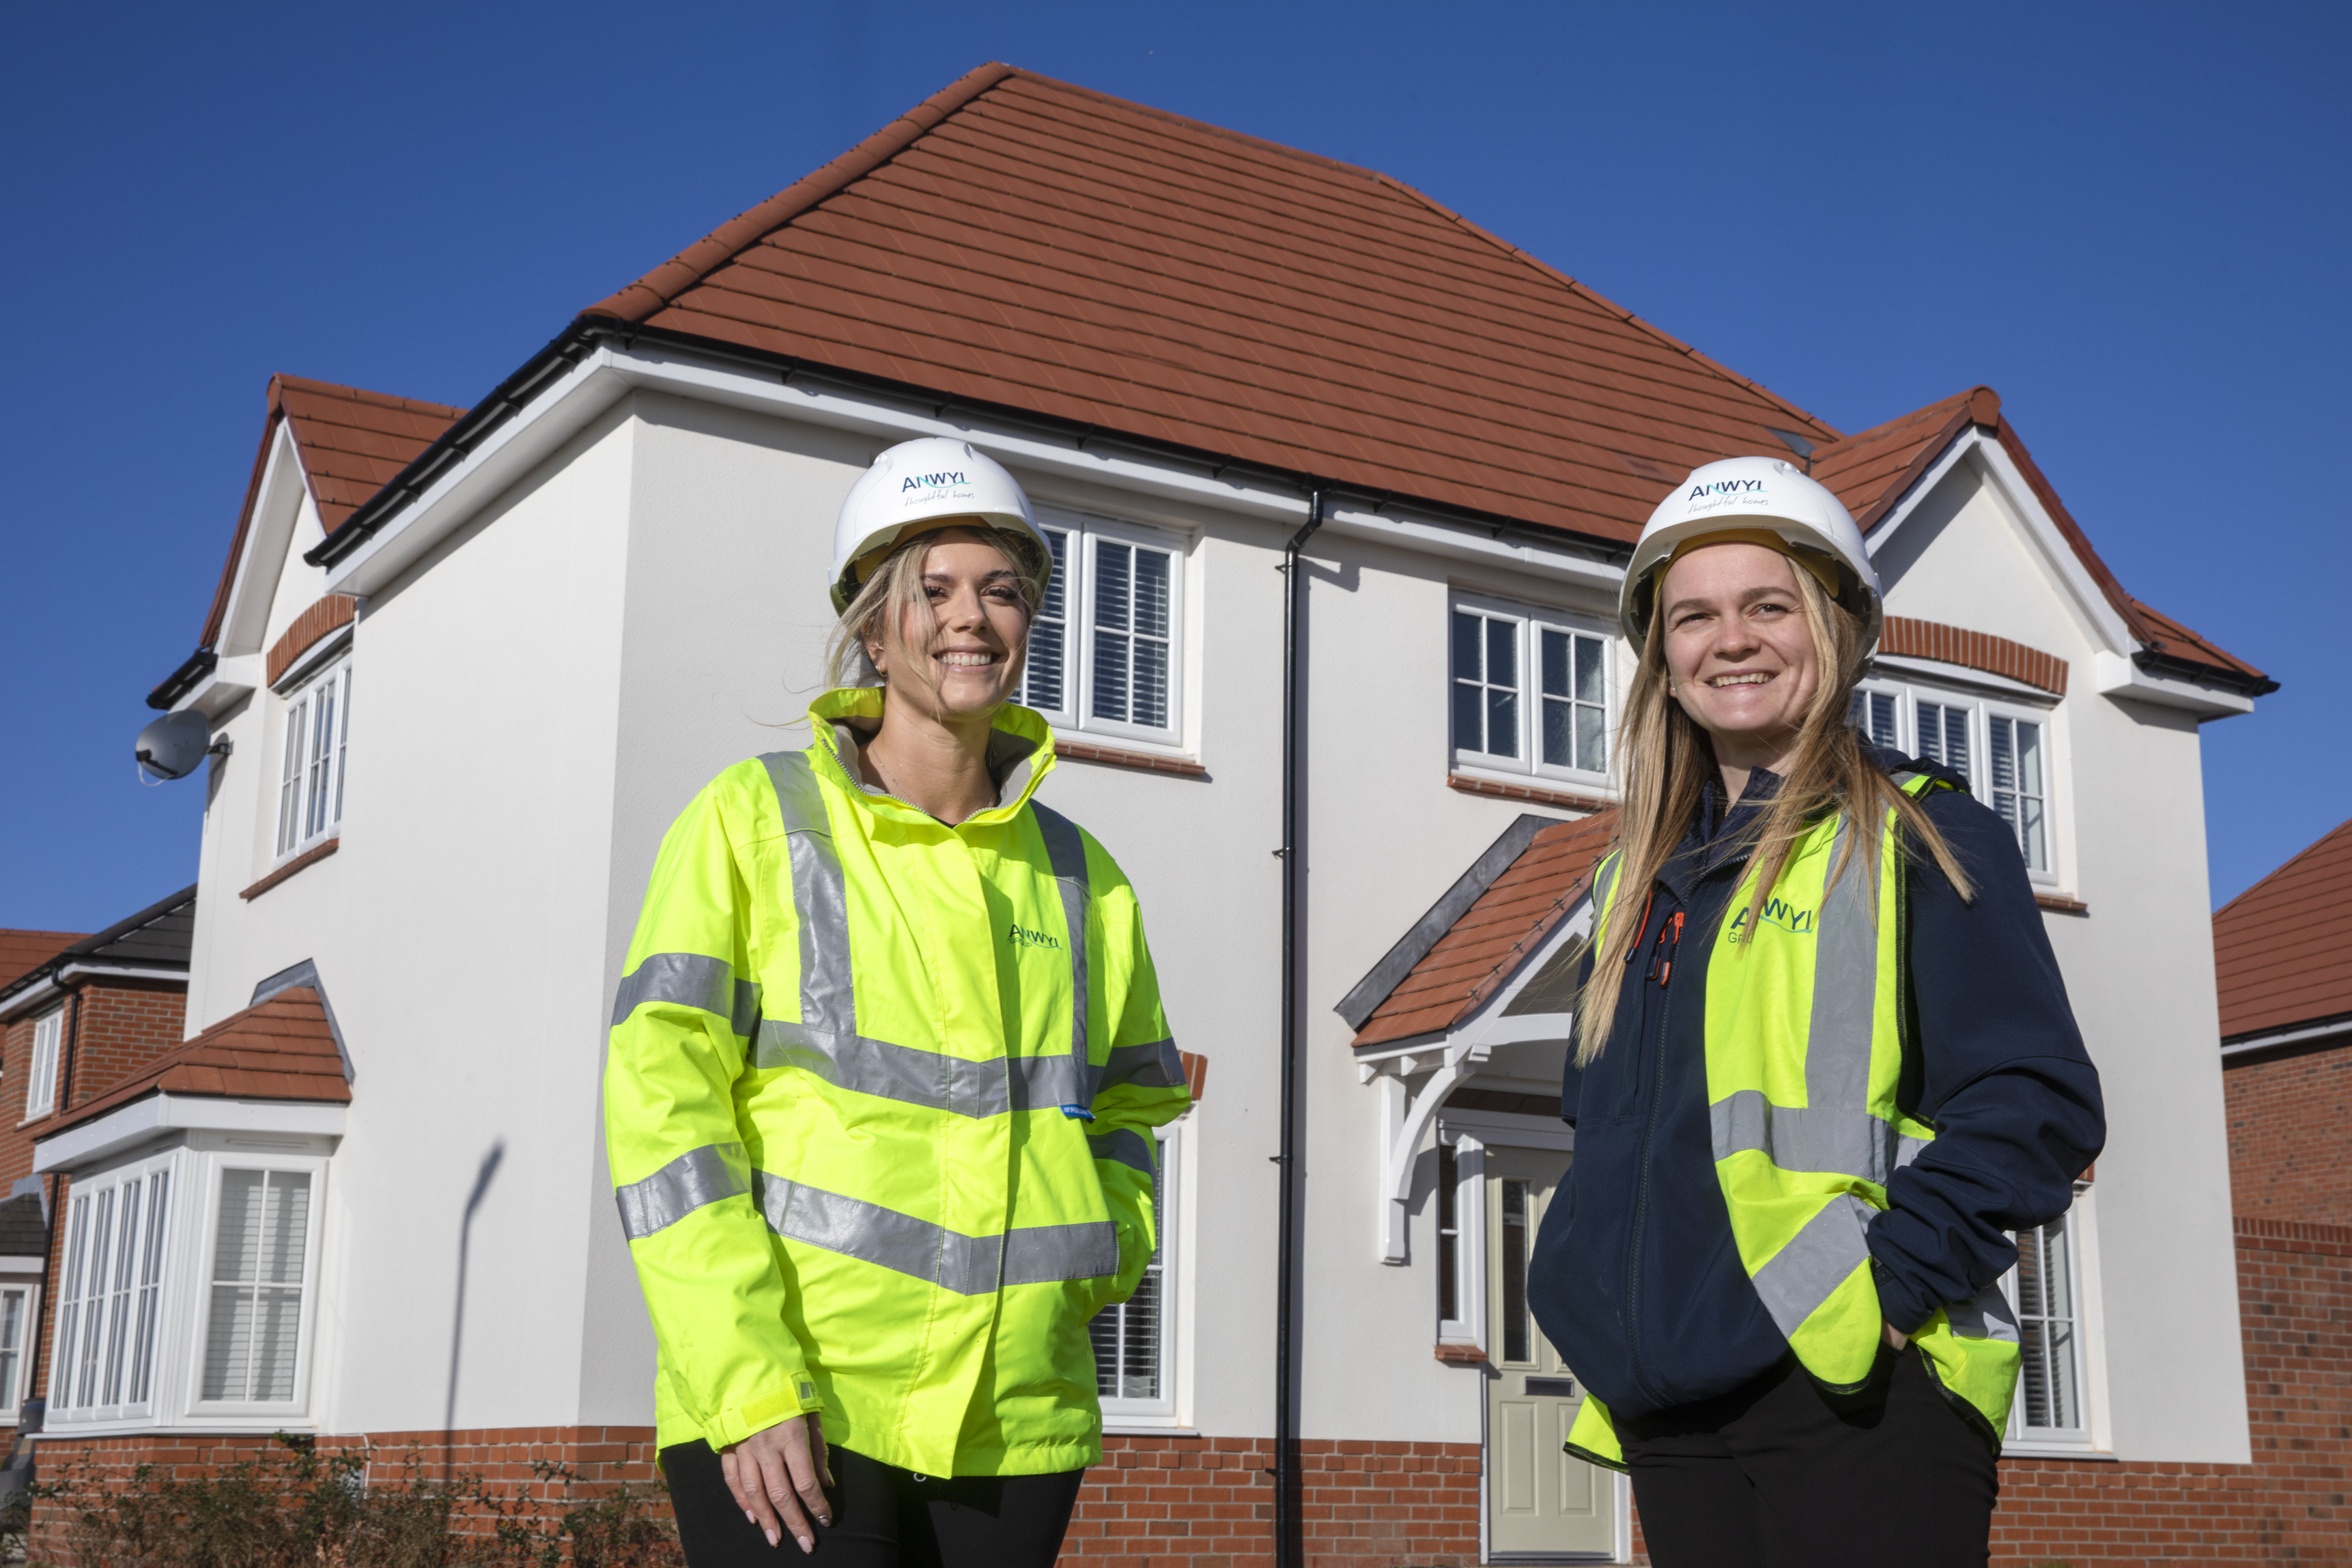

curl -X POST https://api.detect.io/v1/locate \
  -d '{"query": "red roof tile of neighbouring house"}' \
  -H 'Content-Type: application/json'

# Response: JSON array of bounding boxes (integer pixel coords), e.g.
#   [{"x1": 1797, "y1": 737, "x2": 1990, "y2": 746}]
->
[
  {"x1": 46, "y1": 986, "x2": 349, "y2": 1134},
  {"x1": 193, "y1": 375, "x2": 467, "y2": 653},
  {"x1": 1350, "y1": 812, "x2": 1619, "y2": 1047},
  {"x1": 2213, "y1": 815, "x2": 2352, "y2": 1042},
  {"x1": 582, "y1": 63, "x2": 1840, "y2": 547},
  {"x1": 0, "y1": 932, "x2": 85, "y2": 992}
]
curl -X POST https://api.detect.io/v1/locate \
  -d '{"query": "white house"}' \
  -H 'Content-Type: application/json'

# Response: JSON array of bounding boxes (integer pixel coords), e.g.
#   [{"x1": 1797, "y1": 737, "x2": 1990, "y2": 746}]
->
[{"x1": 49, "y1": 63, "x2": 2268, "y2": 1565}]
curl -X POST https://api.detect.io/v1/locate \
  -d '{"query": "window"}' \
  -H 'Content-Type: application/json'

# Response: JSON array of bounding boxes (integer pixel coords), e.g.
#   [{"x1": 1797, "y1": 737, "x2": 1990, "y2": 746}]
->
[
  {"x1": 1090, "y1": 1127, "x2": 1177, "y2": 1419},
  {"x1": 25, "y1": 1009, "x2": 62, "y2": 1119},
  {"x1": 274, "y1": 660, "x2": 352, "y2": 858},
  {"x1": 2005, "y1": 1191, "x2": 2095, "y2": 1444},
  {"x1": 1451, "y1": 599, "x2": 1613, "y2": 782},
  {"x1": 1499, "y1": 1178, "x2": 1532, "y2": 1363},
  {"x1": 1016, "y1": 515, "x2": 1185, "y2": 747},
  {"x1": 0, "y1": 1284, "x2": 33, "y2": 1416},
  {"x1": 51, "y1": 1158, "x2": 172, "y2": 1422},
  {"x1": 1436, "y1": 1142, "x2": 1460, "y2": 1325},
  {"x1": 1849, "y1": 682, "x2": 2054, "y2": 876},
  {"x1": 201, "y1": 1169, "x2": 313, "y2": 1403}
]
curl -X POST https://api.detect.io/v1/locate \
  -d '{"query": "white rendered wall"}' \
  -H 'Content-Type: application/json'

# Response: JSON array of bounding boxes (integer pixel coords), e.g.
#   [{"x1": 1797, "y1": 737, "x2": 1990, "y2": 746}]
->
[{"x1": 1876, "y1": 458, "x2": 2250, "y2": 1464}]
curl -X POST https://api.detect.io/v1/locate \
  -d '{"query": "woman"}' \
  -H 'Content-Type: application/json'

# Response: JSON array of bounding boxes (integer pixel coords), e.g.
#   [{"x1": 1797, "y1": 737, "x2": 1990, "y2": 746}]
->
[
  {"x1": 605, "y1": 438, "x2": 1189, "y2": 1566},
  {"x1": 1527, "y1": 457, "x2": 2103, "y2": 1567}
]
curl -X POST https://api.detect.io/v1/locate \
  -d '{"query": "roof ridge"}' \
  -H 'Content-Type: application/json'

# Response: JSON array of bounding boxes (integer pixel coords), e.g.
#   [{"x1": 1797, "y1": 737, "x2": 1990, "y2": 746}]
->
[
  {"x1": 995, "y1": 67, "x2": 1391, "y2": 186},
  {"x1": 271, "y1": 373, "x2": 468, "y2": 421},
  {"x1": 584, "y1": 61, "x2": 1021, "y2": 324},
  {"x1": 1370, "y1": 171, "x2": 1843, "y2": 443},
  {"x1": 2215, "y1": 813, "x2": 2352, "y2": 924}
]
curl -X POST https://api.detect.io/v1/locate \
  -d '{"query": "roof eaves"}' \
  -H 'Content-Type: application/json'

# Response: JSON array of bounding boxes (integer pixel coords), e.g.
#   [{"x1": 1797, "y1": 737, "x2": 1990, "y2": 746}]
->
[{"x1": 0, "y1": 885, "x2": 196, "y2": 1009}]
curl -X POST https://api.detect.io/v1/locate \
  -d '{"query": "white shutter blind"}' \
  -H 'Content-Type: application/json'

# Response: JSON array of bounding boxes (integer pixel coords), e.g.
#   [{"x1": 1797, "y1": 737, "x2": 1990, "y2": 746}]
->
[
  {"x1": 1088, "y1": 1141, "x2": 1170, "y2": 1402},
  {"x1": 1089, "y1": 540, "x2": 1174, "y2": 730},
  {"x1": 1019, "y1": 528, "x2": 1071, "y2": 713},
  {"x1": 202, "y1": 1169, "x2": 311, "y2": 1402}
]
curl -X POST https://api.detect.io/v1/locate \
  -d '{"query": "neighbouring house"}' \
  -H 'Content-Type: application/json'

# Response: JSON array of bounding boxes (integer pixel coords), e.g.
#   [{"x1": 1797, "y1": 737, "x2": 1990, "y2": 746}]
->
[
  {"x1": 0, "y1": 889, "x2": 196, "y2": 1453},
  {"x1": 83, "y1": 61, "x2": 2282, "y2": 1566}
]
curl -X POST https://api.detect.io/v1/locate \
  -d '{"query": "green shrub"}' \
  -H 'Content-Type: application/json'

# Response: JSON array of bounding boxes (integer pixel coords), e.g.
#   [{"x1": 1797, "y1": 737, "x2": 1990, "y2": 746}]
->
[{"x1": 18, "y1": 1436, "x2": 681, "y2": 1568}]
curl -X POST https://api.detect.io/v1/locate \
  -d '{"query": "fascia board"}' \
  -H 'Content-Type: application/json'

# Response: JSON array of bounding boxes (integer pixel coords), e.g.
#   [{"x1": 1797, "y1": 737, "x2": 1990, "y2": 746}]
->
[
  {"x1": 0, "y1": 976, "x2": 61, "y2": 1023},
  {"x1": 34, "y1": 1094, "x2": 346, "y2": 1174},
  {"x1": 57, "y1": 963, "x2": 186, "y2": 986},
  {"x1": 2221, "y1": 1018, "x2": 2351, "y2": 1058},
  {"x1": 2093, "y1": 651, "x2": 2254, "y2": 717},
  {"x1": 173, "y1": 653, "x2": 262, "y2": 720},
  {"x1": 1859, "y1": 427, "x2": 1981, "y2": 562},
  {"x1": 0, "y1": 1257, "x2": 45, "y2": 1274},
  {"x1": 216, "y1": 425, "x2": 311, "y2": 658}
]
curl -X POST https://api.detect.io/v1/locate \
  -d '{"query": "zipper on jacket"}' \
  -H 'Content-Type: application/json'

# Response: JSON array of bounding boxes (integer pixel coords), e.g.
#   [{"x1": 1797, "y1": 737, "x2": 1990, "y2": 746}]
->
[{"x1": 1624, "y1": 896, "x2": 1682, "y2": 1408}]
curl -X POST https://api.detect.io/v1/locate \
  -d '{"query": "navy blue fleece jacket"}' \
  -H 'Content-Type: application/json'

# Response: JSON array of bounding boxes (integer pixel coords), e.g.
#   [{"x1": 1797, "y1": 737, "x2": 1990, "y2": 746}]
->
[{"x1": 1525, "y1": 743, "x2": 2105, "y2": 1419}]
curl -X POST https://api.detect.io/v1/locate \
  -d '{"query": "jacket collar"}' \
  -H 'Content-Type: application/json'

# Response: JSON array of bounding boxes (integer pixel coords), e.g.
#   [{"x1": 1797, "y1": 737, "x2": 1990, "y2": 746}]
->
[{"x1": 805, "y1": 687, "x2": 1058, "y2": 829}]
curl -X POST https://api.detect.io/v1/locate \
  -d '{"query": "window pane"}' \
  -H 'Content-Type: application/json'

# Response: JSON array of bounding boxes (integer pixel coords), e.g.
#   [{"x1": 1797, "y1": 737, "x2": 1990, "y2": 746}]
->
[
  {"x1": 1486, "y1": 689, "x2": 1519, "y2": 758},
  {"x1": 1990, "y1": 718, "x2": 2017, "y2": 795},
  {"x1": 1094, "y1": 542, "x2": 1131, "y2": 631},
  {"x1": 306, "y1": 678, "x2": 337, "y2": 839},
  {"x1": 1091, "y1": 627, "x2": 1131, "y2": 722},
  {"x1": 1436, "y1": 1143, "x2": 1459, "y2": 1325},
  {"x1": 2016, "y1": 1216, "x2": 2081, "y2": 1431},
  {"x1": 1540, "y1": 629, "x2": 1568, "y2": 698},
  {"x1": 1501, "y1": 1180, "x2": 1530, "y2": 1363},
  {"x1": 101, "y1": 1182, "x2": 142, "y2": 1403},
  {"x1": 1541, "y1": 698, "x2": 1570, "y2": 768},
  {"x1": 1452, "y1": 683, "x2": 1483, "y2": 753},
  {"x1": 204, "y1": 1170, "x2": 266, "y2": 1401},
  {"x1": 1131, "y1": 639, "x2": 1169, "y2": 729},
  {"x1": 1088, "y1": 1141, "x2": 1165, "y2": 1401},
  {"x1": 1575, "y1": 701, "x2": 1607, "y2": 773},
  {"x1": 1451, "y1": 612, "x2": 1482, "y2": 683},
  {"x1": 277, "y1": 701, "x2": 306, "y2": 856},
  {"x1": 54, "y1": 1196, "x2": 87, "y2": 1409},
  {"x1": 1024, "y1": 621, "x2": 1066, "y2": 712},
  {"x1": 130, "y1": 1170, "x2": 169, "y2": 1403},
  {"x1": 1574, "y1": 635, "x2": 1606, "y2": 707},
  {"x1": 1039, "y1": 528, "x2": 1069, "y2": 623},
  {"x1": 1133, "y1": 548, "x2": 1170, "y2": 640},
  {"x1": 333, "y1": 668, "x2": 352, "y2": 827},
  {"x1": 0, "y1": 1289, "x2": 20, "y2": 1410},
  {"x1": 78, "y1": 1188, "x2": 114, "y2": 1408},
  {"x1": 203, "y1": 1170, "x2": 309, "y2": 1404},
  {"x1": 2021, "y1": 795, "x2": 2048, "y2": 872},
  {"x1": 2016, "y1": 719, "x2": 2043, "y2": 796},
  {"x1": 1485, "y1": 620, "x2": 1518, "y2": 691}
]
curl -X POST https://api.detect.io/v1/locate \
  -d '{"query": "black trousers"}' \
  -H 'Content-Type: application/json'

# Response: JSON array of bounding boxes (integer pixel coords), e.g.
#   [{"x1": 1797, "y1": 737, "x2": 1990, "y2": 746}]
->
[
  {"x1": 662, "y1": 1440, "x2": 1085, "y2": 1568},
  {"x1": 1621, "y1": 1345, "x2": 1999, "y2": 1568}
]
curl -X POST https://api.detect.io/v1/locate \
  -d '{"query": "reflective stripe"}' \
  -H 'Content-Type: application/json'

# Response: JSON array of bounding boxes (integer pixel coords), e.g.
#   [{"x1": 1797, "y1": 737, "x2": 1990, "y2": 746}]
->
[
  {"x1": 1944, "y1": 1281, "x2": 2021, "y2": 1344},
  {"x1": 611, "y1": 952, "x2": 761, "y2": 1037},
  {"x1": 1087, "y1": 1127, "x2": 1154, "y2": 1177},
  {"x1": 616, "y1": 1142, "x2": 749, "y2": 1241},
  {"x1": 760, "y1": 752, "x2": 858, "y2": 1040},
  {"x1": 754, "y1": 1020, "x2": 1090, "y2": 1116},
  {"x1": 1804, "y1": 812, "x2": 1878, "y2": 1113},
  {"x1": 753, "y1": 1171, "x2": 1118, "y2": 1294},
  {"x1": 1710, "y1": 1090, "x2": 1927, "y2": 1186},
  {"x1": 1749, "y1": 1192, "x2": 1875, "y2": 1341},
  {"x1": 1032, "y1": 804, "x2": 1094, "y2": 1098},
  {"x1": 1101, "y1": 1038, "x2": 1183, "y2": 1092}
]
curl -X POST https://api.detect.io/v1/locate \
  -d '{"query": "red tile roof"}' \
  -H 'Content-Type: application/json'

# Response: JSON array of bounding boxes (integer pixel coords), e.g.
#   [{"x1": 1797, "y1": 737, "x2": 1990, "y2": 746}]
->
[
  {"x1": 46, "y1": 986, "x2": 350, "y2": 1134},
  {"x1": 1812, "y1": 387, "x2": 2267, "y2": 693},
  {"x1": 582, "y1": 63, "x2": 1839, "y2": 546},
  {"x1": 1353, "y1": 812, "x2": 1619, "y2": 1047},
  {"x1": 2214, "y1": 815, "x2": 2352, "y2": 1042},
  {"x1": 196, "y1": 375, "x2": 466, "y2": 651},
  {"x1": 0, "y1": 931, "x2": 84, "y2": 993}
]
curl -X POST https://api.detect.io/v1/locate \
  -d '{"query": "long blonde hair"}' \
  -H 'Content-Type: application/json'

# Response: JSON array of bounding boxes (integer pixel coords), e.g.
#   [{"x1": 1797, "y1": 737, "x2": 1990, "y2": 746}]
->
[
  {"x1": 821, "y1": 524, "x2": 1049, "y2": 692},
  {"x1": 1573, "y1": 562, "x2": 1974, "y2": 1066}
]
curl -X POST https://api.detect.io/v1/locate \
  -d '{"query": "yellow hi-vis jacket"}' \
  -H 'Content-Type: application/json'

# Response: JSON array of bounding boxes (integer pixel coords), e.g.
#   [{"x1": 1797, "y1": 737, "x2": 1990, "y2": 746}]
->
[
  {"x1": 604, "y1": 689, "x2": 1189, "y2": 1477},
  {"x1": 1566, "y1": 775, "x2": 2022, "y2": 1469}
]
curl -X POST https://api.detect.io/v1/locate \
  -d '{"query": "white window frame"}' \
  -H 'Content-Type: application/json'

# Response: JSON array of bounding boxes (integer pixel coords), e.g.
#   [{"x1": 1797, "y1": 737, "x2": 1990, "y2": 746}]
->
[
  {"x1": 1436, "y1": 1130, "x2": 1488, "y2": 1351},
  {"x1": 47, "y1": 1152, "x2": 176, "y2": 1427},
  {"x1": 1094, "y1": 1120, "x2": 1181, "y2": 1427},
  {"x1": 45, "y1": 1141, "x2": 331, "y2": 1436},
  {"x1": 1449, "y1": 593, "x2": 1616, "y2": 790},
  {"x1": 0, "y1": 1281, "x2": 38, "y2": 1419},
  {"x1": 2000, "y1": 1180, "x2": 2111, "y2": 1456},
  {"x1": 1017, "y1": 510, "x2": 1189, "y2": 752},
  {"x1": 25, "y1": 1009, "x2": 63, "y2": 1120},
  {"x1": 1848, "y1": 675, "x2": 2063, "y2": 886},
  {"x1": 272, "y1": 655, "x2": 352, "y2": 861}
]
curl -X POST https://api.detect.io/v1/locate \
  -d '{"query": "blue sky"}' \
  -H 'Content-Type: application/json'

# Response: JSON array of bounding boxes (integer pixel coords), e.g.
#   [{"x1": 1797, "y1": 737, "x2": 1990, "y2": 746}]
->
[{"x1": 3, "y1": 1, "x2": 2344, "y2": 931}]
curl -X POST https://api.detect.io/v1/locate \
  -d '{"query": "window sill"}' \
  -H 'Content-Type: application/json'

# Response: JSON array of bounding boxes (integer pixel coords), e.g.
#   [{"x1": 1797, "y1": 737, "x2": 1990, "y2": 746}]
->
[
  {"x1": 2000, "y1": 1442, "x2": 2115, "y2": 1461},
  {"x1": 1054, "y1": 739, "x2": 1208, "y2": 780},
  {"x1": 241, "y1": 839, "x2": 339, "y2": 902},
  {"x1": 1434, "y1": 1342, "x2": 1488, "y2": 1365},
  {"x1": 1447, "y1": 773, "x2": 1612, "y2": 814},
  {"x1": 2033, "y1": 893, "x2": 2089, "y2": 915},
  {"x1": 1101, "y1": 1423, "x2": 1202, "y2": 1438}
]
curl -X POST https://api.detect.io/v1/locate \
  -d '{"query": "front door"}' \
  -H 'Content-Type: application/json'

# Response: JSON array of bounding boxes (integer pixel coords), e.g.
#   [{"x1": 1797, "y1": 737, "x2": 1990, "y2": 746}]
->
[{"x1": 1485, "y1": 1145, "x2": 1615, "y2": 1559}]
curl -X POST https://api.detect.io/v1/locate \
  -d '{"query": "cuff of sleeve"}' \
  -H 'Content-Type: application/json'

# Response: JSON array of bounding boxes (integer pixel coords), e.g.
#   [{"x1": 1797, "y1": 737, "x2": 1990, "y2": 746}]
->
[
  {"x1": 1868, "y1": 1255, "x2": 1936, "y2": 1338},
  {"x1": 711, "y1": 1380, "x2": 825, "y2": 1449}
]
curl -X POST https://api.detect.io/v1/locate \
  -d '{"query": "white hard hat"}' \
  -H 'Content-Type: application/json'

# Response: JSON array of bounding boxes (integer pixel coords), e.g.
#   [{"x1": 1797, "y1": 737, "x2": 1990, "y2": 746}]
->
[
  {"x1": 1620, "y1": 455, "x2": 1880, "y2": 650},
  {"x1": 830, "y1": 438, "x2": 1052, "y2": 612}
]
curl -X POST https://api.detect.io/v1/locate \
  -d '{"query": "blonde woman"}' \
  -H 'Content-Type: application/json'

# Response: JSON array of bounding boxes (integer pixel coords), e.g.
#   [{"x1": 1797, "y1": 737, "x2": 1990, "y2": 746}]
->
[
  {"x1": 1528, "y1": 458, "x2": 2103, "y2": 1568},
  {"x1": 606, "y1": 440, "x2": 1189, "y2": 1565}
]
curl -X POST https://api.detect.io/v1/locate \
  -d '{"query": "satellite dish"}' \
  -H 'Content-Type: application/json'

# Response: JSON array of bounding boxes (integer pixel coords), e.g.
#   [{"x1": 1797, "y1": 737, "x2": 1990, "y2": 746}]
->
[{"x1": 135, "y1": 709, "x2": 222, "y2": 783}]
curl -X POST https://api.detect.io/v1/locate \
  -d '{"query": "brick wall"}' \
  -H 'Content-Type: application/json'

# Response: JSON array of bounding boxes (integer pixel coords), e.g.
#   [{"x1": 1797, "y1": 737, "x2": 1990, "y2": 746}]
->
[
  {"x1": 1057, "y1": 1436, "x2": 1481, "y2": 1568},
  {"x1": 2224, "y1": 1039, "x2": 2352, "y2": 1227}
]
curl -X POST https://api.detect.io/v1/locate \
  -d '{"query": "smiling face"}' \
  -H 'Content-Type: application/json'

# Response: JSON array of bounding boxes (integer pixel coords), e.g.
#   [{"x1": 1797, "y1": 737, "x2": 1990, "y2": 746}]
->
[
  {"x1": 864, "y1": 525, "x2": 1031, "y2": 721},
  {"x1": 1658, "y1": 540, "x2": 1822, "y2": 769}
]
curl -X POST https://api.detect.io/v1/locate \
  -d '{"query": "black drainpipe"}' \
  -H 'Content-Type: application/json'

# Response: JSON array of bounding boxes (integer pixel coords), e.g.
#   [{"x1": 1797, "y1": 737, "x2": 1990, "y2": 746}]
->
[{"x1": 1273, "y1": 489, "x2": 1324, "y2": 1568}]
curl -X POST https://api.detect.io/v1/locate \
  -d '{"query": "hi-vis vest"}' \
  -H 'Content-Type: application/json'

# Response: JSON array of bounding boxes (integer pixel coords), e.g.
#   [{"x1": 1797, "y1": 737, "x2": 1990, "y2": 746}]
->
[
  {"x1": 604, "y1": 689, "x2": 1189, "y2": 1477},
  {"x1": 1565, "y1": 777, "x2": 2021, "y2": 1469}
]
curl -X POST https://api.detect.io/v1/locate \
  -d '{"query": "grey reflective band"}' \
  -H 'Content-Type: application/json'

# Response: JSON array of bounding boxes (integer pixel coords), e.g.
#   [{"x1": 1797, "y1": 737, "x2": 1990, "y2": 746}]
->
[
  {"x1": 1032, "y1": 804, "x2": 1094, "y2": 1100},
  {"x1": 756, "y1": 1020, "x2": 1092, "y2": 1117},
  {"x1": 1101, "y1": 1038, "x2": 1184, "y2": 1092},
  {"x1": 1944, "y1": 1281, "x2": 2022, "y2": 1344},
  {"x1": 754, "y1": 1171, "x2": 1118, "y2": 1294},
  {"x1": 1710, "y1": 1091, "x2": 1927, "y2": 1186},
  {"x1": 616, "y1": 1142, "x2": 750, "y2": 1241},
  {"x1": 1804, "y1": 812, "x2": 1879, "y2": 1114},
  {"x1": 1088, "y1": 1127, "x2": 1154, "y2": 1177},
  {"x1": 612, "y1": 952, "x2": 761, "y2": 1038},
  {"x1": 760, "y1": 752, "x2": 858, "y2": 1042},
  {"x1": 1749, "y1": 1191, "x2": 1875, "y2": 1340}
]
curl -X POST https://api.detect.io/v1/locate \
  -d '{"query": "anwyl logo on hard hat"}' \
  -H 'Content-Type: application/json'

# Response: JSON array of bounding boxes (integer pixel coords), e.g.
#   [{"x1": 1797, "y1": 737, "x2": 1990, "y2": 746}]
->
[
  {"x1": 1688, "y1": 479, "x2": 1768, "y2": 501},
  {"x1": 901, "y1": 471, "x2": 972, "y2": 495}
]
